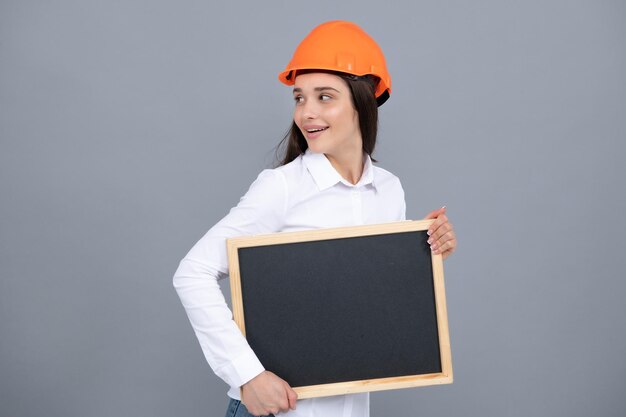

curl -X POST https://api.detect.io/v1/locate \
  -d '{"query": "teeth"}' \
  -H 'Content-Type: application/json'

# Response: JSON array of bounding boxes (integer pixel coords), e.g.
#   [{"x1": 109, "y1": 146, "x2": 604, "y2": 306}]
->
[{"x1": 307, "y1": 127, "x2": 327, "y2": 133}]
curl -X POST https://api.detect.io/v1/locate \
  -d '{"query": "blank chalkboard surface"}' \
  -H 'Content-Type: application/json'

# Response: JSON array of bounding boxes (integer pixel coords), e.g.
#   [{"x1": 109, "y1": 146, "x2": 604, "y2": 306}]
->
[{"x1": 227, "y1": 220, "x2": 452, "y2": 399}]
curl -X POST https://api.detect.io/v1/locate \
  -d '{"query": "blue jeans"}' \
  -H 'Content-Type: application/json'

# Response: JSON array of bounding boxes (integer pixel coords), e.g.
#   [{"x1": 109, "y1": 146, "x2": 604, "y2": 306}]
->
[{"x1": 224, "y1": 398, "x2": 275, "y2": 417}]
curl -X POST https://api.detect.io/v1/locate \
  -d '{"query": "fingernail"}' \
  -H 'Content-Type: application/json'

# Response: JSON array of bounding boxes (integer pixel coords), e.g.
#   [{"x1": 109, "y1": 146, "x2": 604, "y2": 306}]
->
[
  {"x1": 427, "y1": 230, "x2": 432, "y2": 236},
  {"x1": 427, "y1": 238, "x2": 433, "y2": 244}
]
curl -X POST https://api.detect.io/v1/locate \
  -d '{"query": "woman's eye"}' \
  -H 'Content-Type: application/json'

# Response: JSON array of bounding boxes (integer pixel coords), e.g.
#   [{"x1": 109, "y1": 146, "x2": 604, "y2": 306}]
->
[
  {"x1": 294, "y1": 96, "x2": 304, "y2": 104},
  {"x1": 320, "y1": 94, "x2": 332, "y2": 101}
]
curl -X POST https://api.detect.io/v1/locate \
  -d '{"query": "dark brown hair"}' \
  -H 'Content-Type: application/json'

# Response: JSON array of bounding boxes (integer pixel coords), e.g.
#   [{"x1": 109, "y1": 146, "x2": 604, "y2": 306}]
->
[{"x1": 275, "y1": 72, "x2": 380, "y2": 166}]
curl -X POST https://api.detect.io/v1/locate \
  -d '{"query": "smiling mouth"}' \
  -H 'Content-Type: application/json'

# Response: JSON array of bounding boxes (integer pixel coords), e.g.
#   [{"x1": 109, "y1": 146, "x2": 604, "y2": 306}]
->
[{"x1": 306, "y1": 127, "x2": 329, "y2": 133}]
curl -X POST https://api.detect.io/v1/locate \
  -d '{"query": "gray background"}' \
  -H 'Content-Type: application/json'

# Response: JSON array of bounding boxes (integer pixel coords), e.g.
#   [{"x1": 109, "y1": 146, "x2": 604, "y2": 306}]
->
[{"x1": 1, "y1": 1, "x2": 625, "y2": 416}]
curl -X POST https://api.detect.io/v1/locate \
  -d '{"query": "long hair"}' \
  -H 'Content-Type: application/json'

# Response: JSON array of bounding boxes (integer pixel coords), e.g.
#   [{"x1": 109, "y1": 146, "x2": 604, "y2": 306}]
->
[{"x1": 275, "y1": 72, "x2": 379, "y2": 166}]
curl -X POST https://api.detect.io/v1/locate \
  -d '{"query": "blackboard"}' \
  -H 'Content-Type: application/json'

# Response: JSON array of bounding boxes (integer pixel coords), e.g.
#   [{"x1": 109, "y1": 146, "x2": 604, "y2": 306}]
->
[{"x1": 227, "y1": 220, "x2": 452, "y2": 398}]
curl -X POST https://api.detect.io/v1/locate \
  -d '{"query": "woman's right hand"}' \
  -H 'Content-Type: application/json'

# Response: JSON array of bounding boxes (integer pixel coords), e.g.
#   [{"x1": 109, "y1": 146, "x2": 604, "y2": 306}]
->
[{"x1": 241, "y1": 370, "x2": 298, "y2": 416}]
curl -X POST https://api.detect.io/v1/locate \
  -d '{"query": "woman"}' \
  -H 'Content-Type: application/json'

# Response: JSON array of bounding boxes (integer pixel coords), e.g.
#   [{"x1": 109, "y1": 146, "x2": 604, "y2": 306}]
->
[{"x1": 174, "y1": 20, "x2": 457, "y2": 417}]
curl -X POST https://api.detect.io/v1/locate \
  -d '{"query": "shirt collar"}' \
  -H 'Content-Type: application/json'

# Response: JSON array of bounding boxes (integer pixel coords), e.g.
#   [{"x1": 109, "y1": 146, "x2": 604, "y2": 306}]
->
[{"x1": 302, "y1": 149, "x2": 377, "y2": 191}]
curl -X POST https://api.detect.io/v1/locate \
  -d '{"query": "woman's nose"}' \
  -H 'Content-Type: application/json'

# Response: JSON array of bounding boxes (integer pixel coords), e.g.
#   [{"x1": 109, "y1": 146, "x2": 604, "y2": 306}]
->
[{"x1": 301, "y1": 101, "x2": 318, "y2": 119}]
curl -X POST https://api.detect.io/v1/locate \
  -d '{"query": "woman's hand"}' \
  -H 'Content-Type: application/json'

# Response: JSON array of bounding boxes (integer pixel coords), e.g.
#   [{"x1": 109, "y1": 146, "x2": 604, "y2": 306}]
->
[
  {"x1": 241, "y1": 370, "x2": 298, "y2": 416},
  {"x1": 424, "y1": 206, "x2": 457, "y2": 260}
]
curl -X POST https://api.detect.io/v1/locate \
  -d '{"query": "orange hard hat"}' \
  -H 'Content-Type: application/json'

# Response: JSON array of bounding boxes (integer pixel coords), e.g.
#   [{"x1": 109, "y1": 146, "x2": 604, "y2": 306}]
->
[{"x1": 278, "y1": 21, "x2": 392, "y2": 106}]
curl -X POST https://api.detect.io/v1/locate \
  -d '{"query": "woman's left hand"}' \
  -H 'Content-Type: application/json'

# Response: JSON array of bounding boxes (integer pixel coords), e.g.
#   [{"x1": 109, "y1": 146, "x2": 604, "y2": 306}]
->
[{"x1": 424, "y1": 206, "x2": 457, "y2": 260}]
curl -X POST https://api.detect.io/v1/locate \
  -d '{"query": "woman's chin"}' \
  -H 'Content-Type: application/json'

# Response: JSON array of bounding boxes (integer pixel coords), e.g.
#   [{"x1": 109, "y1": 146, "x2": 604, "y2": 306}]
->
[{"x1": 306, "y1": 142, "x2": 324, "y2": 154}]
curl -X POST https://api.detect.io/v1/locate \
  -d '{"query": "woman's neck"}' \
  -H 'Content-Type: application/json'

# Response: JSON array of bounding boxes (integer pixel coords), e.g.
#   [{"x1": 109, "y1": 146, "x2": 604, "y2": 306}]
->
[{"x1": 325, "y1": 148, "x2": 365, "y2": 185}]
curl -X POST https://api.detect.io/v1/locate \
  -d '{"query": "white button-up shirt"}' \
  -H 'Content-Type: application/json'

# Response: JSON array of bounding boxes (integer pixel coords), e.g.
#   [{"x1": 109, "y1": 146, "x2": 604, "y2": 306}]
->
[{"x1": 173, "y1": 149, "x2": 406, "y2": 417}]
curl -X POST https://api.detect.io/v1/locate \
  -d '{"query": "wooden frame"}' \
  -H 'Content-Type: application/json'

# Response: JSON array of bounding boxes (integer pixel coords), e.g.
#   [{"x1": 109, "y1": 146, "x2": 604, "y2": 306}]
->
[{"x1": 227, "y1": 220, "x2": 452, "y2": 399}]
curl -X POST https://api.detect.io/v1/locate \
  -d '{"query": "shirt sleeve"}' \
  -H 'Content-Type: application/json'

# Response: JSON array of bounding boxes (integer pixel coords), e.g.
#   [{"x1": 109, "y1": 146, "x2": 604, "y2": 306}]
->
[
  {"x1": 172, "y1": 169, "x2": 287, "y2": 389},
  {"x1": 394, "y1": 176, "x2": 407, "y2": 221}
]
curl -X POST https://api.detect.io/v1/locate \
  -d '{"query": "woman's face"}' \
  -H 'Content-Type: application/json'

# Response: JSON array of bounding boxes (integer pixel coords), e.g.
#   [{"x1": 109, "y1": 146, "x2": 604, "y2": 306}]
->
[{"x1": 293, "y1": 72, "x2": 362, "y2": 159}]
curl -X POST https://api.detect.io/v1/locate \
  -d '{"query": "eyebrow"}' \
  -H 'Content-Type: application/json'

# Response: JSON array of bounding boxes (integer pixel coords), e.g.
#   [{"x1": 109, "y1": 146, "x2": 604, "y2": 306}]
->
[{"x1": 293, "y1": 87, "x2": 341, "y2": 94}]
